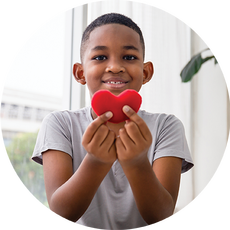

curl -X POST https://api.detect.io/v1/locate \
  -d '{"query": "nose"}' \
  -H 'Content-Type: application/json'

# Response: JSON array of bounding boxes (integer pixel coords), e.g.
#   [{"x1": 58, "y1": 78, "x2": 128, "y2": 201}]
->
[{"x1": 105, "y1": 58, "x2": 125, "y2": 73}]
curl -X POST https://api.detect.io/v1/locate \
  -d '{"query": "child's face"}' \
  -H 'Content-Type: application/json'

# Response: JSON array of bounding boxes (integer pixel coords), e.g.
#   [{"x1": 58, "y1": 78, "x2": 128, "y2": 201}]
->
[{"x1": 74, "y1": 24, "x2": 153, "y2": 98}]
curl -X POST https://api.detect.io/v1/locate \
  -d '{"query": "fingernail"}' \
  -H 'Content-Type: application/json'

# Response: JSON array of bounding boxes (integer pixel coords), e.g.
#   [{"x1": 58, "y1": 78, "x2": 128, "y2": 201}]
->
[
  {"x1": 123, "y1": 105, "x2": 130, "y2": 113},
  {"x1": 105, "y1": 111, "x2": 113, "y2": 118}
]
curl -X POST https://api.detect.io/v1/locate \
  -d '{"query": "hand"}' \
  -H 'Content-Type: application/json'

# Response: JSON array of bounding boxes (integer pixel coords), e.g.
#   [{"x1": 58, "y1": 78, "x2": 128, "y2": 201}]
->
[
  {"x1": 82, "y1": 111, "x2": 117, "y2": 165},
  {"x1": 116, "y1": 105, "x2": 152, "y2": 167}
]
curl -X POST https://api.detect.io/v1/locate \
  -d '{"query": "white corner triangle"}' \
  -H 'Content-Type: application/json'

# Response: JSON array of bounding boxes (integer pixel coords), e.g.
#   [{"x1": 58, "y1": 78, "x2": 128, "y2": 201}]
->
[
  {"x1": 0, "y1": 194, "x2": 36, "y2": 230},
  {"x1": 196, "y1": 196, "x2": 230, "y2": 230},
  {"x1": 195, "y1": 0, "x2": 230, "y2": 35}
]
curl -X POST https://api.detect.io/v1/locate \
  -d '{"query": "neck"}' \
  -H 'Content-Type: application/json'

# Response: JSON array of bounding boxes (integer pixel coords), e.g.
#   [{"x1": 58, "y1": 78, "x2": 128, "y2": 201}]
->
[{"x1": 106, "y1": 121, "x2": 126, "y2": 136}]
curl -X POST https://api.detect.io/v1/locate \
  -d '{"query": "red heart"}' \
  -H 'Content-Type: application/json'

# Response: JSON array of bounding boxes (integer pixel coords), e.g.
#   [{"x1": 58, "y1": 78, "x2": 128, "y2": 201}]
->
[{"x1": 91, "y1": 89, "x2": 142, "y2": 123}]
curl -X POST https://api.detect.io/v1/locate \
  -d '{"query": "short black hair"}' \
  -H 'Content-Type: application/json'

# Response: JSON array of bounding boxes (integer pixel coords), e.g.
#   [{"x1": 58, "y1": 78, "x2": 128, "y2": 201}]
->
[{"x1": 80, "y1": 13, "x2": 145, "y2": 62}]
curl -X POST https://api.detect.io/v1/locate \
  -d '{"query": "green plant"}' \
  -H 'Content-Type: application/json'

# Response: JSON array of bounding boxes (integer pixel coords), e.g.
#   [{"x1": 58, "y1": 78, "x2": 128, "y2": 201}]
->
[{"x1": 6, "y1": 132, "x2": 48, "y2": 207}]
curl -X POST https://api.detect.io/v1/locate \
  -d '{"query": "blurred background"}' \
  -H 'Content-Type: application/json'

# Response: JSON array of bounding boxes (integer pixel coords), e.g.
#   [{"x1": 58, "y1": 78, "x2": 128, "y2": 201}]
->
[{"x1": 1, "y1": 0, "x2": 229, "y2": 213}]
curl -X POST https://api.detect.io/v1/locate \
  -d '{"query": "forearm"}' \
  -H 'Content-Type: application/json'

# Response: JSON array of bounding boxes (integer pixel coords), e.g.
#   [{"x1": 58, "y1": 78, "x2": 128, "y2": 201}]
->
[
  {"x1": 121, "y1": 157, "x2": 175, "y2": 224},
  {"x1": 49, "y1": 154, "x2": 112, "y2": 222}
]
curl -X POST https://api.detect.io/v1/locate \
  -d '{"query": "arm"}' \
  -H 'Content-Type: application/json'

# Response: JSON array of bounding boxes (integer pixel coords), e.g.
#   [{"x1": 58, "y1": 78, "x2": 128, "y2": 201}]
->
[
  {"x1": 43, "y1": 111, "x2": 116, "y2": 222},
  {"x1": 116, "y1": 106, "x2": 182, "y2": 224}
]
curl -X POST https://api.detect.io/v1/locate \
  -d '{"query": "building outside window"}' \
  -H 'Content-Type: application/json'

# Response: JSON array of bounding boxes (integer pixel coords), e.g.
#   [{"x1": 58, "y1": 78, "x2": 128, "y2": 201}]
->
[{"x1": 1, "y1": 12, "x2": 66, "y2": 207}]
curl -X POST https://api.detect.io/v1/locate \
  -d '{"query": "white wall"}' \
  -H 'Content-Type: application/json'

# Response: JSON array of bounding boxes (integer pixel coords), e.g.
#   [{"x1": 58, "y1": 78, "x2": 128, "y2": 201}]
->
[{"x1": 191, "y1": 31, "x2": 228, "y2": 196}]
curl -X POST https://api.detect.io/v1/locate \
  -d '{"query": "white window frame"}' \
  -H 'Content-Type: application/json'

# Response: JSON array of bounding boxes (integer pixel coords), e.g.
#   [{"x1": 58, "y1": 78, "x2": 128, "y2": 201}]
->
[{"x1": 63, "y1": 5, "x2": 88, "y2": 110}]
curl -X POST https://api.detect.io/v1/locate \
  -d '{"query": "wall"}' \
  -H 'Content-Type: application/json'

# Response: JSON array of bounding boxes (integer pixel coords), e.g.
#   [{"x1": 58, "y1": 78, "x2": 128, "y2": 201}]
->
[{"x1": 191, "y1": 31, "x2": 229, "y2": 196}]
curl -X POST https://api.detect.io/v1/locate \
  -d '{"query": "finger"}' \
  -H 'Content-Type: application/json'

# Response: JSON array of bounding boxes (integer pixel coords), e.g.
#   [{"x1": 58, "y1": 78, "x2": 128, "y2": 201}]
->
[
  {"x1": 87, "y1": 126, "x2": 116, "y2": 155},
  {"x1": 82, "y1": 111, "x2": 113, "y2": 144},
  {"x1": 115, "y1": 135, "x2": 126, "y2": 153},
  {"x1": 90, "y1": 124, "x2": 110, "y2": 147},
  {"x1": 102, "y1": 129, "x2": 115, "y2": 148},
  {"x1": 107, "y1": 131, "x2": 116, "y2": 153},
  {"x1": 118, "y1": 127, "x2": 135, "y2": 149},
  {"x1": 99, "y1": 130, "x2": 116, "y2": 162},
  {"x1": 124, "y1": 121, "x2": 144, "y2": 144},
  {"x1": 123, "y1": 105, "x2": 152, "y2": 142},
  {"x1": 108, "y1": 143, "x2": 116, "y2": 155}
]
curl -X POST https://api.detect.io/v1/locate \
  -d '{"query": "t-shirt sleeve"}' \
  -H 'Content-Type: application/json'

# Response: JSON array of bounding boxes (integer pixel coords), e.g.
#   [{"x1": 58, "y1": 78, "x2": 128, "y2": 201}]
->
[
  {"x1": 31, "y1": 112, "x2": 73, "y2": 165},
  {"x1": 153, "y1": 115, "x2": 193, "y2": 173}
]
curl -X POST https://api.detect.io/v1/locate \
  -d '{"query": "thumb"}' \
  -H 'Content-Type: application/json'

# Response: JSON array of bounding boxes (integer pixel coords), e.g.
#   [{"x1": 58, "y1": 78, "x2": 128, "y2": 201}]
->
[
  {"x1": 99, "y1": 111, "x2": 113, "y2": 123},
  {"x1": 122, "y1": 105, "x2": 136, "y2": 119}
]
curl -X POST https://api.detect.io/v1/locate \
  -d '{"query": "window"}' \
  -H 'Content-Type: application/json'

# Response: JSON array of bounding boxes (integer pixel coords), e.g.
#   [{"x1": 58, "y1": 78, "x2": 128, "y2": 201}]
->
[
  {"x1": 1, "y1": 12, "x2": 66, "y2": 207},
  {"x1": 8, "y1": 104, "x2": 19, "y2": 119},
  {"x1": 23, "y1": 106, "x2": 32, "y2": 120},
  {"x1": 1, "y1": 102, "x2": 6, "y2": 118}
]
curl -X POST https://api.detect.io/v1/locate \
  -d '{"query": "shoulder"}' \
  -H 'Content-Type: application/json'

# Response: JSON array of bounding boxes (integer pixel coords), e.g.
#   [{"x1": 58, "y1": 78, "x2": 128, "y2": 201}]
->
[
  {"x1": 138, "y1": 110, "x2": 182, "y2": 129},
  {"x1": 42, "y1": 107, "x2": 92, "y2": 126},
  {"x1": 45, "y1": 106, "x2": 90, "y2": 120},
  {"x1": 138, "y1": 110, "x2": 175, "y2": 120},
  {"x1": 138, "y1": 110, "x2": 186, "y2": 141}
]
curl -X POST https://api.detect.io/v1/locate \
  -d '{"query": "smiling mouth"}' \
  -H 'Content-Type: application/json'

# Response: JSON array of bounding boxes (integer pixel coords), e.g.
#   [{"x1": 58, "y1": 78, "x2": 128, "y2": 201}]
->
[
  {"x1": 104, "y1": 81, "x2": 126, "y2": 84},
  {"x1": 102, "y1": 78, "x2": 129, "y2": 84},
  {"x1": 102, "y1": 80, "x2": 128, "y2": 89}
]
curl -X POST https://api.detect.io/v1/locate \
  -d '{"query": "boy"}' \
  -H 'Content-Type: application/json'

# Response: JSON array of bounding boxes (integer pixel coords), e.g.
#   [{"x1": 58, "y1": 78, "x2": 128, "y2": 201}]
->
[{"x1": 32, "y1": 13, "x2": 193, "y2": 229}]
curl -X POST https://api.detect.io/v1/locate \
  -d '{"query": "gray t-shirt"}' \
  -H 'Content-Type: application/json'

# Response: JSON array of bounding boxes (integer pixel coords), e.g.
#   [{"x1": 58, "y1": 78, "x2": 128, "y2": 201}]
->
[{"x1": 32, "y1": 106, "x2": 193, "y2": 229}]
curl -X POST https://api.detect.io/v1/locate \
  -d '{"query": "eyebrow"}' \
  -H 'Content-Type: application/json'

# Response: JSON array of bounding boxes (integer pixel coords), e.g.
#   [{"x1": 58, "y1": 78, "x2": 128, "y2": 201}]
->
[
  {"x1": 91, "y1": 45, "x2": 139, "y2": 52},
  {"x1": 91, "y1": 46, "x2": 108, "y2": 51},
  {"x1": 122, "y1": 45, "x2": 139, "y2": 52}
]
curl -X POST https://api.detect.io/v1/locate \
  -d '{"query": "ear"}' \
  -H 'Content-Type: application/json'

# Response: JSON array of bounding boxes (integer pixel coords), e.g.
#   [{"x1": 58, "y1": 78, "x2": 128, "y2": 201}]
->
[
  {"x1": 142, "y1": 61, "x2": 154, "y2": 84},
  {"x1": 73, "y1": 63, "x2": 86, "y2": 85}
]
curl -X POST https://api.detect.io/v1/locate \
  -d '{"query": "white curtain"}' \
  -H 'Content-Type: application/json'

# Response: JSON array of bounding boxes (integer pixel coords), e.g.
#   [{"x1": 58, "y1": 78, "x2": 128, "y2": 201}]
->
[{"x1": 71, "y1": 0, "x2": 193, "y2": 230}]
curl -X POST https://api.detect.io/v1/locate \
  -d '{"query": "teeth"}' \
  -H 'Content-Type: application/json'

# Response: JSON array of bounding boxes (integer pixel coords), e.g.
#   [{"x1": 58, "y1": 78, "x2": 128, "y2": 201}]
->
[{"x1": 107, "y1": 81, "x2": 123, "y2": 84}]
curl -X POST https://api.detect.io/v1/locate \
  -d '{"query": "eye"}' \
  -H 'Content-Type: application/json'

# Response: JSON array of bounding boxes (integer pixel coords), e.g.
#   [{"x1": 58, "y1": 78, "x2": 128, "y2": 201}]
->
[
  {"x1": 93, "y1": 55, "x2": 107, "y2": 61},
  {"x1": 123, "y1": 55, "x2": 137, "y2": 60}
]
